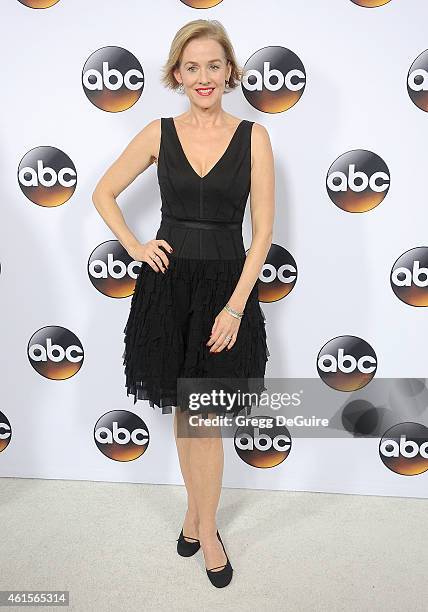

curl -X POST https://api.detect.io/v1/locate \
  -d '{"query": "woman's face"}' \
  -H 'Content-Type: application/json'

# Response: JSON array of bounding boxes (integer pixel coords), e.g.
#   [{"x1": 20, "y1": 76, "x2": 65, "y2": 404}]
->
[{"x1": 174, "y1": 37, "x2": 231, "y2": 106}]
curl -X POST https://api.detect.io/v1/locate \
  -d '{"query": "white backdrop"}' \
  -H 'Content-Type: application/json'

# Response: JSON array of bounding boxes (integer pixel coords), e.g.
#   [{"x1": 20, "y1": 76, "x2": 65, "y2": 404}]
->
[{"x1": 1, "y1": 0, "x2": 428, "y2": 498}]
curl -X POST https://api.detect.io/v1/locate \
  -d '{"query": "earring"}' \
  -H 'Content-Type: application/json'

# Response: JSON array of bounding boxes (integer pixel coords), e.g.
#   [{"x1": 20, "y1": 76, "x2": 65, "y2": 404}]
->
[
  {"x1": 225, "y1": 80, "x2": 230, "y2": 89},
  {"x1": 177, "y1": 83, "x2": 184, "y2": 93}
]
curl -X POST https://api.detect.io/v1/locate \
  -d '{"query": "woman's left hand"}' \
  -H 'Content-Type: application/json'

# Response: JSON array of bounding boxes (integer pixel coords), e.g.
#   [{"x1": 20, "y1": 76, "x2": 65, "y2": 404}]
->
[{"x1": 206, "y1": 308, "x2": 242, "y2": 353}]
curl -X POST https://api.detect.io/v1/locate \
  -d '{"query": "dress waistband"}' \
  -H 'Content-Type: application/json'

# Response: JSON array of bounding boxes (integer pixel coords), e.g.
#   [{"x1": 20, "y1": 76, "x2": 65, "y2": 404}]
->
[{"x1": 161, "y1": 213, "x2": 242, "y2": 231}]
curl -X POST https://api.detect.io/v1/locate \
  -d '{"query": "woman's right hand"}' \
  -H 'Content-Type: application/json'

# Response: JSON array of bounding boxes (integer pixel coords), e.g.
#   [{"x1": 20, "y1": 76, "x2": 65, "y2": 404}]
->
[{"x1": 128, "y1": 239, "x2": 173, "y2": 273}]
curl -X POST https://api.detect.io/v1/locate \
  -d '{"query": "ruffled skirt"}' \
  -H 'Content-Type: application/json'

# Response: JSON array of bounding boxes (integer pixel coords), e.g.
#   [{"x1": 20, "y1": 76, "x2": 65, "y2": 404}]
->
[{"x1": 122, "y1": 254, "x2": 270, "y2": 416}]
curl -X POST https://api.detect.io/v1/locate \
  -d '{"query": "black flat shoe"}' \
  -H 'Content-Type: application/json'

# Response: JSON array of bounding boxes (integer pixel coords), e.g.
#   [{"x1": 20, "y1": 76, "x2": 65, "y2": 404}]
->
[
  {"x1": 176, "y1": 528, "x2": 200, "y2": 557},
  {"x1": 205, "y1": 530, "x2": 233, "y2": 588}
]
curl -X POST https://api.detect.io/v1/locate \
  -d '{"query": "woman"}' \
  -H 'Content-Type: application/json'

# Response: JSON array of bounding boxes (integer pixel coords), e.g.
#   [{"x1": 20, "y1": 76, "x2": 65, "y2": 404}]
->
[{"x1": 92, "y1": 19, "x2": 274, "y2": 588}]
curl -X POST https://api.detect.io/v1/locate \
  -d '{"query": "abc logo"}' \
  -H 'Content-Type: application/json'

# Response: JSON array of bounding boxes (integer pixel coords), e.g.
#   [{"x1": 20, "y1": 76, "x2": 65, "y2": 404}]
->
[
  {"x1": 326, "y1": 150, "x2": 390, "y2": 212},
  {"x1": 350, "y1": 0, "x2": 391, "y2": 7},
  {"x1": 379, "y1": 423, "x2": 428, "y2": 475},
  {"x1": 408, "y1": 50, "x2": 428, "y2": 112},
  {"x1": 390, "y1": 247, "x2": 428, "y2": 307},
  {"x1": 234, "y1": 420, "x2": 291, "y2": 468},
  {"x1": 17, "y1": 0, "x2": 60, "y2": 7},
  {"x1": 242, "y1": 46, "x2": 306, "y2": 113},
  {"x1": 28, "y1": 326, "x2": 84, "y2": 380},
  {"x1": 94, "y1": 411, "x2": 149, "y2": 461},
  {"x1": 255, "y1": 244, "x2": 297, "y2": 302},
  {"x1": 18, "y1": 146, "x2": 77, "y2": 207},
  {"x1": 180, "y1": 0, "x2": 223, "y2": 6},
  {"x1": 317, "y1": 336, "x2": 377, "y2": 391},
  {"x1": 82, "y1": 46, "x2": 144, "y2": 112},
  {"x1": 0, "y1": 411, "x2": 12, "y2": 453},
  {"x1": 88, "y1": 241, "x2": 142, "y2": 298}
]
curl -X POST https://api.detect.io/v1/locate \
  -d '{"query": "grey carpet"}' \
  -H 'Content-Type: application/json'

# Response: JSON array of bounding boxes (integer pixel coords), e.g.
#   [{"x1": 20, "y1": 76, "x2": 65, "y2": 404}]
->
[{"x1": 0, "y1": 478, "x2": 425, "y2": 611}]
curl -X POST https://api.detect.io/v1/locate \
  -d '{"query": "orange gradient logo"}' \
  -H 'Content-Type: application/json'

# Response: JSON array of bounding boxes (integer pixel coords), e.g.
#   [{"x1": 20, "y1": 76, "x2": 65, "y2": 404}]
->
[
  {"x1": 0, "y1": 411, "x2": 12, "y2": 453},
  {"x1": 242, "y1": 46, "x2": 306, "y2": 113},
  {"x1": 350, "y1": 0, "x2": 391, "y2": 6},
  {"x1": 326, "y1": 150, "x2": 390, "y2": 212},
  {"x1": 317, "y1": 335, "x2": 377, "y2": 391},
  {"x1": 379, "y1": 423, "x2": 428, "y2": 475},
  {"x1": 408, "y1": 50, "x2": 428, "y2": 113},
  {"x1": 18, "y1": 146, "x2": 77, "y2": 207},
  {"x1": 94, "y1": 411, "x2": 150, "y2": 461},
  {"x1": 234, "y1": 418, "x2": 292, "y2": 468},
  {"x1": 180, "y1": 0, "x2": 223, "y2": 6},
  {"x1": 82, "y1": 46, "x2": 144, "y2": 112},
  {"x1": 28, "y1": 326, "x2": 84, "y2": 380},
  {"x1": 88, "y1": 241, "x2": 142, "y2": 298},
  {"x1": 256, "y1": 244, "x2": 297, "y2": 302},
  {"x1": 390, "y1": 247, "x2": 428, "y2": 307},
  {"x1": 17, "y1": 0, "x2": 61, "y2": 7}
]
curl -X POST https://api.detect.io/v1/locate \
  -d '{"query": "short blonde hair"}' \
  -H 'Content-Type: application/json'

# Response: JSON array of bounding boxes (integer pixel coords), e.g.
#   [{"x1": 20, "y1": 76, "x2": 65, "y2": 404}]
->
[{"x1": 160, "y1": 19, "x2": 243, "y2": 94}]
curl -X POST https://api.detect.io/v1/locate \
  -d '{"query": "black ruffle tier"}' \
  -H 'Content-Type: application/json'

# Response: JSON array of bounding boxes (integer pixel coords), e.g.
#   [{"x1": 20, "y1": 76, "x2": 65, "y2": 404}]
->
[{"x1": 122, "y1": 254, "x2": 270, "y2": 416}]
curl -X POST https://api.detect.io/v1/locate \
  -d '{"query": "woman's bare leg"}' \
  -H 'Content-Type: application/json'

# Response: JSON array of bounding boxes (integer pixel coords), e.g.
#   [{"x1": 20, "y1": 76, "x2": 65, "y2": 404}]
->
[
  {"x1": 173, "y1": 407, "x2": 199, "y2": 540},
  {"x1": 174, "y1": 408, "x2": 229, "y2": 571},
  {"x1": 188, "y1": 413, "x2": 228, "y2": 571}
]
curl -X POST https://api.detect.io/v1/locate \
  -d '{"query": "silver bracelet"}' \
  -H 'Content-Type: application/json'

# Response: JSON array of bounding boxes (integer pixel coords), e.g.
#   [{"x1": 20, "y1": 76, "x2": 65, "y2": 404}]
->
[{"x1": 223, "y1": 303, "x2": 244, "y2": 319}]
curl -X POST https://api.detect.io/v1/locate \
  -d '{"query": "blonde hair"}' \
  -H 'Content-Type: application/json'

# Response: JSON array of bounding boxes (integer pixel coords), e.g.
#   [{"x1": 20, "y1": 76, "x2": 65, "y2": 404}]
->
[{"x1": 160, "y1": 19, "x2": 243, "y2": 94}]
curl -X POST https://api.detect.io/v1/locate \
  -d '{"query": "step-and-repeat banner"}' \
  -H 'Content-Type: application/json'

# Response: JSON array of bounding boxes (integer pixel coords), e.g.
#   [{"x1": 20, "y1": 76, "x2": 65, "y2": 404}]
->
[{"x1": 2, "y1": 0, "x2": 428, "y2": 497}]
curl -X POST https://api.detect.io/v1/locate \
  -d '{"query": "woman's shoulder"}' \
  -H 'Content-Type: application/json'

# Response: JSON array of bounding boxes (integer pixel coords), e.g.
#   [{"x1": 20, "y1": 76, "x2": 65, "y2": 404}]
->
[
  {"x1": 251, "y1": 121, "x2": 269, "y2": 139},
  {"x1": 237, "y1": 118, "x2": 268, "y2": 139},
  {"x1": 128, "y1": 118, "x2": 163, "y2": 166},
  {"x1": 249, "y1": 122, "x2": 273, "y2": 166},
  {"x1": 145, "y1": 117, "x2": 163, "y2": 129}
]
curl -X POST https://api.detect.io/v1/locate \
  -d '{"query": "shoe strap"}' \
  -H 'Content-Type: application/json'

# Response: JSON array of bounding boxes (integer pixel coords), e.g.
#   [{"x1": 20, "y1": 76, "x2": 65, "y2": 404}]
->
[
  {"x1": 206, "y1": 531, "x2": 228, "y2": 570},
  {"x1": 207, "y1": 563, "x2": 227, "y2": 571},
  {"x1": 180, "y1": 532, "x2": 200, "y2": 542}
]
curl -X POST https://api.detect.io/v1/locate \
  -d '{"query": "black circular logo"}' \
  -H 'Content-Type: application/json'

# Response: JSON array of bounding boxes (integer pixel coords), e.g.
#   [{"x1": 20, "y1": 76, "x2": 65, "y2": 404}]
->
[
  {"x1": 18, "y1": 146, "x2": 77, "y2": 207},
  {"x1": 242, "y1": 46, "x2": 306, "y2": 113},
  {"x1": 82, "y1": 46, "x2": 144, "y2": 112},
  {"x1": 317, "y1": 335, "x2": 377, "y2": 391},
  {"x1": 0, "y1": 411, "x2": 12, "y2": 453},
  {"x1": 28, "y1": 326, "x2": 84, "y2": 380},
  {"x1": 390, "y1": 247, "x2": 428, "y2": 307},
  {"x1": 326, "y1": 150, "x2": 390, "y2": 212},
  {"x1": 234, "y1": 417, "x2": 292, "y2": 468},
  {"x1": 88, "y1": 241, "x2": 142, "y2": 298},
  {"x1": 379, "y1": 423, "x2": 428, "y2": 475},
  {"x1": 408, "y1": 49, "x2": 428, "y2": 113},
  {"x1": 94, "y1": 411, "x2": 150, "y2": 461},
  {"x1": 255, "y1": 244, "x2": 297, "y2": 302}
]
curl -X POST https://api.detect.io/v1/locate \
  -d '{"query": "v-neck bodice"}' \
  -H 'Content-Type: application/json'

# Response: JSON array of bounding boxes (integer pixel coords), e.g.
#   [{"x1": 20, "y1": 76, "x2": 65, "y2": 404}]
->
[
  {"x1": 170, "y1": 117, "x2": 245, "y2": 179},
  {"x1": 155, "y1": 116, "x2": 254, "y2": 260}
]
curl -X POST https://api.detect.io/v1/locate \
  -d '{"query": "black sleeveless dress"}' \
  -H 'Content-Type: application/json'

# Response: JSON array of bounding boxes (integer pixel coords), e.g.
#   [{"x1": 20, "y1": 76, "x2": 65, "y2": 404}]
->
[{"x1": 122, "y1": 117, "x2": 270, "y2": 416}]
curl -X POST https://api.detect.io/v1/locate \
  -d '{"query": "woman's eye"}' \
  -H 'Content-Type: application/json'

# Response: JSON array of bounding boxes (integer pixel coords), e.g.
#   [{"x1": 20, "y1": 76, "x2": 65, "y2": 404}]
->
[{"x1": 187, "y1": 65, "x2": 220, "y2": 71}]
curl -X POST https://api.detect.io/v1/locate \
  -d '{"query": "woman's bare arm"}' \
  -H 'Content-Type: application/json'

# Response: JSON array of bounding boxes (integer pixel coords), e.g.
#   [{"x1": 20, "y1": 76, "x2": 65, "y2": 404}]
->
[
  {"x1": 91, "y1": 119, "x2": 172, "y2": 272},
  {"x1": 227, "y1": 122, "x2": 275, "y2": 312},
  {"x1": 206, "y1": 122, "x2": 274, "y2": 352}
]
